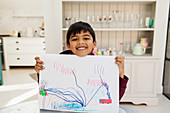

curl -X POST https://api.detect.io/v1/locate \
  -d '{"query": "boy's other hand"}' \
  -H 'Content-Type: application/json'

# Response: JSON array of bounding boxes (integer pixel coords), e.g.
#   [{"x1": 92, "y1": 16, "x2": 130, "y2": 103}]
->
[
  {"x1": 35, "y1": 56, "x2": 45, "y2": 74},
  {"x1": 115, "y1": 56, "x2": 125, "y2": 79}
]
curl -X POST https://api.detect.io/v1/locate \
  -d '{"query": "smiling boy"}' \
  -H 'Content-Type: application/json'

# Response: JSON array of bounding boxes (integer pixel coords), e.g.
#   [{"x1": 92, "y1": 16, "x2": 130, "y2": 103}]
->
[
  {"x1": 66, "y1": 30, "x2": 96, "y2": 56},
  {"x1": 35, "y1": 21, "x2": 128, "y2": 101}
]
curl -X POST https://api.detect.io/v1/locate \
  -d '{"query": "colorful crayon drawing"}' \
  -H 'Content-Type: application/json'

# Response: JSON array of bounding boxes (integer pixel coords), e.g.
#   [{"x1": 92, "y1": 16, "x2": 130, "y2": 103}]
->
[
  {"x1": 39, "y1": 54, "x2": 119, "y2": 113},
  {"x1": 40, "y1": 71, "x2": 111, "y2": 109}
]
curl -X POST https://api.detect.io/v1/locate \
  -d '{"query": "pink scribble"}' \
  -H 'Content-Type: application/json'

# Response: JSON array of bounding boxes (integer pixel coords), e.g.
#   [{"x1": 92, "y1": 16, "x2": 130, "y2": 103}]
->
[
  {"x1": 87, "y1": 78, "x2": 102, "y2": 87},
  {"x1": 53, "y1": 62, "x2": 76, "y2": 75},
  {"x1": 42, "y1": 96, "x2": 46, "y2": 109}
]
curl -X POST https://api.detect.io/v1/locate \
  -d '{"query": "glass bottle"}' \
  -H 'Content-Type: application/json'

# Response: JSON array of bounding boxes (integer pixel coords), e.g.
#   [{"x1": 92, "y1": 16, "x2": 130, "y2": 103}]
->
[
  {"x1": 139, "y1": 17, "x2": 144, "y2": 28},
  {"x1": 109, "y1": 48, "x2": 112, "y2": 56},
  {"x1": 65, "y1": 17, "x2": 71, "y2": 28},
  {"x1": 109, "y1": 15, "x2": 114, "y2": 28},
  {"x1": 118, "y1": 42, "x2": 124, "y2": 56},
  {"x1": 135, "y1": 14, "x2": 140, "y2": 28},
  {"x1": 145, "y1": 17, "x2": 150, "y2": 28},
  {"x1": 95, "y1": 16, "x2": 100, "y2": 28},
  {"x1": 86, "y1": 16, "x2": 92, "y2": 27},
  {"x1": 149, "y1": 19, "x2": 154, "y2": 28},
  {"x1": 112, "y1": 48, "x2": 117, "y2": 56},
  {"x1": 124, "y1": 41, "x2": 131, "y2": 53}
]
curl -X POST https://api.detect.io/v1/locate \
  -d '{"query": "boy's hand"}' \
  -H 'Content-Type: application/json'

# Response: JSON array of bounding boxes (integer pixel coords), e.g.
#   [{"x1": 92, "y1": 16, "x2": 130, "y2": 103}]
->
[
  {"x1": 115, "y1": 56, "x2": 125, "y2": 79},
  {"x1": 35, "y1": 57, "x2": 45, "y2": 74}
]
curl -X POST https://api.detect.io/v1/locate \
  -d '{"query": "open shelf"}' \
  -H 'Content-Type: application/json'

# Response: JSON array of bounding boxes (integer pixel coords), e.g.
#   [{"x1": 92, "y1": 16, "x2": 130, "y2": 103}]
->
[
  {"x1": 63, "y1": 28, "x2": 154, "y2": 31},
  {"x1": 124, "y1": 53, "x2": 155, "y2": 58},
  {"x1": 12, "y1": 15, "x2": 44, "y2": 18},
  {"x1": 62, "y1": 0, "x2": 156, "y2": 2}
]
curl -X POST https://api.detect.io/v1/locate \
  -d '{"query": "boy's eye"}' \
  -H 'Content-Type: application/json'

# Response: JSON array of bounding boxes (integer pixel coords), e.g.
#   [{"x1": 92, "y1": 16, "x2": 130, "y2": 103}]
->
[
  {"x1": 71, "y1": 38, "x2": 78, "y2": 41},
  {"x1": 84, "y1": 38, "x2": 89, "y2": 40},
  {"x1": 84, "y1": 37, "x2": 90, "y2": 40}
]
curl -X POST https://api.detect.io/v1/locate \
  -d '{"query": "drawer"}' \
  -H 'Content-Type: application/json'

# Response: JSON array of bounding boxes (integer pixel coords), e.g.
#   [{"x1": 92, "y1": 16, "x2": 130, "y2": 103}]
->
[
  {"x1": 7, "y1": 55, "x2": 41, "y2": 65},
  {"x1": 3, "y1": 38, "x2": 45, "y2": 45},
  {"x1": 5, "y1": 45, "x2": 46, "y2": 54}
]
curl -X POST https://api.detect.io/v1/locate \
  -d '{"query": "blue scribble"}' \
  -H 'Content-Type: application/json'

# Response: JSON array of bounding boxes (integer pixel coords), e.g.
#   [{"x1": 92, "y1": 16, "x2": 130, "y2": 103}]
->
[
  {"x1": 59, "y1": 103, "x2": 84, "y2": 111},
  {"x1": 100, "y1": 76, "x2": 111, "y2": 99},
  {"x1": 45, "y1": 70, "x2": 111, "y2": 110}
]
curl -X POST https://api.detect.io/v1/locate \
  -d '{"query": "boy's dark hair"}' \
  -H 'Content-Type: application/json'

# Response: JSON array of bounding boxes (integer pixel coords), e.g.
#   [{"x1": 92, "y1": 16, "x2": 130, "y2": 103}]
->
[{"x1": 66, "y1": 21, "x2": 96, "y2": 45}]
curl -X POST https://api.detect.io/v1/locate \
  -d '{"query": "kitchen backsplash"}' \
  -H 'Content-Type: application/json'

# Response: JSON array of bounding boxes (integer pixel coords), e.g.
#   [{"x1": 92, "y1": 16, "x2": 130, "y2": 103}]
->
[{"x1": 0, "y1": 8, "x2": 44, "y2": 36}]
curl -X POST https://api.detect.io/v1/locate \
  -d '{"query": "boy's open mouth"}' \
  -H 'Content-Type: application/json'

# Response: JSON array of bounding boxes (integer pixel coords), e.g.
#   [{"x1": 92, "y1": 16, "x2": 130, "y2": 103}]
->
[{"x1": 76, "y1": 47, "x2": 87, "y2": 50}]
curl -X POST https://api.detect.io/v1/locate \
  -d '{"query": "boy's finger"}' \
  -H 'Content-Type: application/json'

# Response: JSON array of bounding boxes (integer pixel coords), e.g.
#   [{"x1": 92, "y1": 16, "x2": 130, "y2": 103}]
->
[
  {"x1": 36, "y1": 60, "x2": 44, "y2": 64},
  {"x1": 35, "y1": 66, "x2": 43, "y2": 71},
  {"x1": 115, "y1": 60, "x2": 124, "y2": 66},
  {"x1": 35, "y1": 57, "x2": 44, "y2": 64},
  {"x1": 35, "y1": 65, "x2": 45, "y2": 71},
  {"x1": 115, "y1": 56, "x2": 125, "y2": 60},
  {"x1": 36, "y1": 63, "x2": 45, "y2": 68},
  {"x1": 115, "y1": 59, "x2": 124, "y2": 64},
  {"x1": 116, "y1": 58, "x2": 123, "y2": 61},
  {"x1": 35, "y1": 57, "x2": 40, "y2": 60},
  {"x1": 115, "y1": 61, "x2": 121, "y2": 65}
]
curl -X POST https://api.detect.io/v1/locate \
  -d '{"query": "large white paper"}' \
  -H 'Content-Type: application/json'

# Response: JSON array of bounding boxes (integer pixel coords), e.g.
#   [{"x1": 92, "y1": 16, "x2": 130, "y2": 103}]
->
[{"x1": 39, "y1": 54, "x2": 119, "y2": 113}]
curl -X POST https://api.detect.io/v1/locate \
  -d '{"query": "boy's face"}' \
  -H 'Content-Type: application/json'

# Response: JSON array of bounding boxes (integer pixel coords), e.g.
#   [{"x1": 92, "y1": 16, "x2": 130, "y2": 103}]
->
[{"x1": 67, "y1": 31, "x2": 96, "y2": 57}]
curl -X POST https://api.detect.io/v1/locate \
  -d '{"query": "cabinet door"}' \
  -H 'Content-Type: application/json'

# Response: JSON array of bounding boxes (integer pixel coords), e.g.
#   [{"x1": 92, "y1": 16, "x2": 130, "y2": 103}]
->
[
  {"x1": 7, "y1": 55, "x2": 38, "y2": 65},
  {"x1": 3, "y1": 38, "x2": 45, "y2": 45},
  {"x1": 133, "y1": 60, "x2": 157, "y2": 97},
  {"x1": 124, "y1": 61, "x2": 132, "y2": 96},
  {"x1": 5, "y1": 45, "x2": 45, "y2": 54}
]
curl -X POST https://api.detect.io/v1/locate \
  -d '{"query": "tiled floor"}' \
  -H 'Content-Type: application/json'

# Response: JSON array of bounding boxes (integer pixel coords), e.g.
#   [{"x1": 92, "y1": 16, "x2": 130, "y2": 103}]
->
[{"x1": 0, "y1": 67, "x2": 170, "y2": 113}]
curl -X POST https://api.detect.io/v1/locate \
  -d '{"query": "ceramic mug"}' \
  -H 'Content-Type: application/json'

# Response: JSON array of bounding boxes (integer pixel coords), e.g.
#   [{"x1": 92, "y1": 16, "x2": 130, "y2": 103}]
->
[{"x1": 140, "y1": 38, "x2": 148, "y2": 48}]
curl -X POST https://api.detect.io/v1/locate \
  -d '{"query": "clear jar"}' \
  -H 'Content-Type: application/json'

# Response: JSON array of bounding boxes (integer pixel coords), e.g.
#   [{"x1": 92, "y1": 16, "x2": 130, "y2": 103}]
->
[
  {"x1": 65, "y1": 17, "x2": 71, "y2": 28},
  {"x1": 118, "y1": 42, "x2": 124, "y2": 56}
]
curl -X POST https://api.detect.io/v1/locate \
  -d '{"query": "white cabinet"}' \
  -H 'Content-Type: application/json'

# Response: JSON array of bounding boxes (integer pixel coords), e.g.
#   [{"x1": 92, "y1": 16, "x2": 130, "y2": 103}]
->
[
  {"x1": 3, "y1": 37, "x2": 45, "y2": 70},
  {"x1": 44, "y1": 0, "x2": 169, "y2": 105},
  {"x1": 123, "y1": 58, "x2": 159, "y2": 105}
]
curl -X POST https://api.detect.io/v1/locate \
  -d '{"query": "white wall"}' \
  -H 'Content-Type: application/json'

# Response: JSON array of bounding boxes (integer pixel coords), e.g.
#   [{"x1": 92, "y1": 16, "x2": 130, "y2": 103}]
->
[
  {"x1": 0, "y1": 0, "x2": 43, "y2": 8},
  {"x1": 0, "y1": 0, "x2": 44, "y2": 35},
  {"x1": 44, "y1": 0, "x2": 63, "y2": 53}
]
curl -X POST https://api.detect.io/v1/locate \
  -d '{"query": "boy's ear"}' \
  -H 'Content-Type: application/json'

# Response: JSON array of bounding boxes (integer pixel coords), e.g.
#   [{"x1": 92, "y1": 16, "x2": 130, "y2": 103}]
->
[
  {"x1": 66, "y1": 43, "x2": 71, "y2": 50},
  {"x1": 93, "y1": 41, "x2": 97, "y2": 48}
]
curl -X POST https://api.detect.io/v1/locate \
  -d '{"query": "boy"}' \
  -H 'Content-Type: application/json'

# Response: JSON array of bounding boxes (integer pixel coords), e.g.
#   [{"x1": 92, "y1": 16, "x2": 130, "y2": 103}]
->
[{"x1": 35, "y1": 21, "x2": 128, "y2": 101}]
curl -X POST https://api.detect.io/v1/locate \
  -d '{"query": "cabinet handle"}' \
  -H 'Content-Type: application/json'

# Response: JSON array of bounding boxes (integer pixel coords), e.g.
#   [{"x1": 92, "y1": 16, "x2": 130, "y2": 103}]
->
[
  {"x1": 17, "y1": 58, "x2": 20, "y2": 60},
  {"x1": 16, "y1": 41, "x2": 19, "y2": 43},
  {"x1": 43, "y1": 48, "x2": 45, "y2": 50},
  {"x1": 43, "y1": 41, "x2": 45, "y2": 44},
  {"x1": 16, "y1": 48, "x2": 19, "y2": 50}
]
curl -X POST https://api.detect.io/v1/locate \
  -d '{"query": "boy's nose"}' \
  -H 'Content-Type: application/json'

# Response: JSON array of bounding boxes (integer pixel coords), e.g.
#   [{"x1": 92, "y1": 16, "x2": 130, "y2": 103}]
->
[{"x1": 78, "y1": 39, "x2": 85, "y2": 44}]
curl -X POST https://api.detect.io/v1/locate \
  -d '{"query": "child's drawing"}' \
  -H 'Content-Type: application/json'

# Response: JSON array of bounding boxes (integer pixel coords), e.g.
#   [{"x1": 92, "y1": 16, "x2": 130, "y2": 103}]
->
[{"x1": 39, "y1": 54, "x2": 119, "y2": 112}]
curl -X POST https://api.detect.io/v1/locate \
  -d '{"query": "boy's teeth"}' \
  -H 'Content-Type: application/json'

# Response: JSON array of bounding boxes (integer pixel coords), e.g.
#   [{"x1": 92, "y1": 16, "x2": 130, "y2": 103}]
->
[{"x1": 78, "y1": 47, "x2": 86, "y2": 50}]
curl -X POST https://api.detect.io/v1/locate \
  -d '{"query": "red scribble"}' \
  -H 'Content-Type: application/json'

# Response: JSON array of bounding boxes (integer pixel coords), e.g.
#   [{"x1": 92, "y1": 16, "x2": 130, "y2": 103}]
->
[{"x1": 99, "y1": 99, "x2": 112, "y2": 104}]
